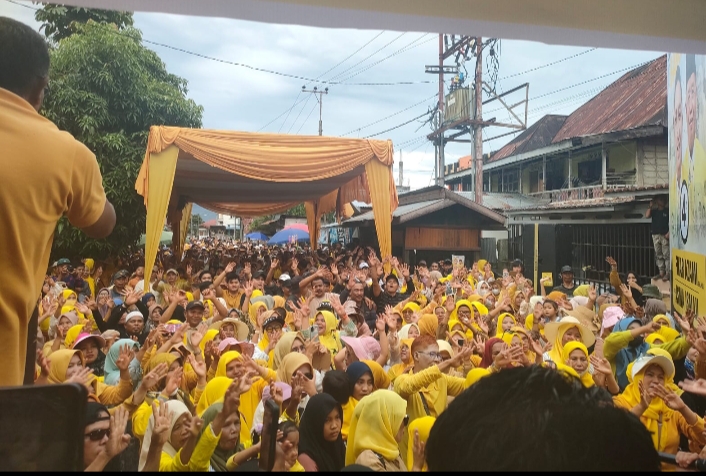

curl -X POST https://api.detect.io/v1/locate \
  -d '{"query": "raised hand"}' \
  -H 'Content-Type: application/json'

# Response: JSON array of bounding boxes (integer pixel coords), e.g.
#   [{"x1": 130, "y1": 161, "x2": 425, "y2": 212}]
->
[
  {"x1": 105, "y1": 406, "x2": 131, "y2": 458},
  {"x1": 678, "y1": 378, "x2": 706, "y2": 397},
  {"x1": 67, "y1": 367, "x2": 94, "y2": 391},
  {"x1": 141, "y1": 362, "x2": 169, "y2": 390},
  {"x1": 222, "y1": 379, "x2": 243, "y2": 416},
  {"x1": 190, "y1": 322, "x2": 209, "y2": 349},
  {"x1": 399, "y1": 263, "x2": 411, "y2": 279},
  {"x1": 653, "y1": 383, "x2": 686, "y2": 411},
  {"x1": 297, "y1": 297, "x2": 310, "y2": 318},
  {"x1": 37, "y1": 350, "x2": 51, "y2": 379},
  {"x1": 605, "y1": 256, "x2": 617, "y2": 268},
  {"x1": 244, "y1": 281, "x2": 254, "y2": 297},
  {"x1": 529, "y1": 337, "x2": 544, "y2": 357},
  {"x1": 412, "y1": 429, "x2": 426, "y2": 471},
  {"x1": 234, "y1": 371, "x2": 256, "y2": 396},
  {"x1": 187, "y1": 415, "x2": 203, "y2": 437},
  {"x1": 269, "y1": 381, "x2": 284, "y2": 407},
  {"x1": 619, "y1": 284, "x2": 632, "y2": 299},
  {"x1": 588, "y1": 284, "x2": 597, "y2": 302},
  {"x1": 124, "y1": 289, "x2": 144, "y2": 307},
  {"x1": 589, "y1": 355, "x2": 612, "y2": 376},
  {"x1": 638, "y1": 380, "x2": 654, "y2": 408},
  {"x1": 151, "y1": 401, "x2": 172, "y2": 446},
  {"x1": 187, "y1": 354, "x2": 207, "y2": 379},
  {"x1": 297, "y1": 370, "x2": 317, "y2": 396},
  {"x1": 676, "y1": 310, "x2": 694, "y2": 334},
  {"x1": 116, "y1": 344, "x2": 134, "y2": 371},
  {"x1": 270, "y1": 259, "x2": 279, "y2": 271},
  {"x1": 163, "y1": 366, "x2": 183, "y2": 396}
]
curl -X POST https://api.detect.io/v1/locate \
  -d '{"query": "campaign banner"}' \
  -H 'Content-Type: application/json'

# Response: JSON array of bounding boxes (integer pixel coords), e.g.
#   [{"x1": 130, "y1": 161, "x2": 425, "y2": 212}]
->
[{"x1": 668, "y1": 53, "x2": 706, "y2": 313}]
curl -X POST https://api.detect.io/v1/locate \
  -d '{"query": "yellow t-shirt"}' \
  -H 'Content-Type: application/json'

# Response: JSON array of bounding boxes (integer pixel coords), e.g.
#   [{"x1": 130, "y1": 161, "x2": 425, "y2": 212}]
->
[{"x1": 0, "y1": 88, "x2": 107, "y2": 386}]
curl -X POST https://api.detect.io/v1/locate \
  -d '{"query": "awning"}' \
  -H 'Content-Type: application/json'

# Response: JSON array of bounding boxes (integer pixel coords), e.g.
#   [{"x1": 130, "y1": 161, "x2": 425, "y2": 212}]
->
[{"x1": 135, "y1": 126, "x2": 398, "y2": 276}]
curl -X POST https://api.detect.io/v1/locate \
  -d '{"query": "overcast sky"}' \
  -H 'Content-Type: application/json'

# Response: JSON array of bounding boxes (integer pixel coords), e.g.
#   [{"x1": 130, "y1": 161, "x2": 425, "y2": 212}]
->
[{"x1": 3, "y1": 0, "x2": 663, "y2": 195}]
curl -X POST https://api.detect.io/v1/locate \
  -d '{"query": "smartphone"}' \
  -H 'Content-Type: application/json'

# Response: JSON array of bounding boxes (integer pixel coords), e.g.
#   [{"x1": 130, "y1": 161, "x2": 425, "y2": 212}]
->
[
  {"x1": 0, "y1": 383, "x2": 87, "y2": 471},
  {"x1": 458, "y1": 339, "x2": 465, "y2": 347},
  {"x1": 259, "y1": 398, "x2": 280, "y2": 471},
  {"x1": 165, "y1": 323, "x2": 180, "y2": 334},
  {"x1": 309, "y1": 325, "x2": 318, "y2": 340}
]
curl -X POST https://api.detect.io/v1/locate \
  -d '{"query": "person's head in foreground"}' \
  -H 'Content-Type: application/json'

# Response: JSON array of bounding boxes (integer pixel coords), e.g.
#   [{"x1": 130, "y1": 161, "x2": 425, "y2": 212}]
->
[{"x1": 426, "y1": 366, "x2": 660, "y2": 471}]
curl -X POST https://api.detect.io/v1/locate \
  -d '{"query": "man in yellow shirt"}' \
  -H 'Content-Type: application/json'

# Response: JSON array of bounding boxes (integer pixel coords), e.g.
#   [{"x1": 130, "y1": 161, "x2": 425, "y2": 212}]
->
[{"x1": 0, "y1": 17, "x2": 116, "y2": 386}]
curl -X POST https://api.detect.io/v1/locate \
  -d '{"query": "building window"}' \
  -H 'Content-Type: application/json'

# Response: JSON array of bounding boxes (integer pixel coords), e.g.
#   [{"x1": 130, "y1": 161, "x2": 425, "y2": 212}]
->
[{"x1": 502, "y1": 169, "x2": 519, "y2": 192}]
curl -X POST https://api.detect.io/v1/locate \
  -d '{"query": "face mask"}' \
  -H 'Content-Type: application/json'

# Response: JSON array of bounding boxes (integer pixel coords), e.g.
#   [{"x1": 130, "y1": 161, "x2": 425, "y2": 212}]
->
[
  {"x1": 485, "y1": 299, "x2": 494, "y2": 308},
  {"x1": 492, "y1": 289, "x2": 500, "y2": 296},
  {"x1": 629, "y1": 336, "x2": 645, "y2": 348},
  {"x1": 479, "y1": 289, "x2": 488, "y2": 297}
]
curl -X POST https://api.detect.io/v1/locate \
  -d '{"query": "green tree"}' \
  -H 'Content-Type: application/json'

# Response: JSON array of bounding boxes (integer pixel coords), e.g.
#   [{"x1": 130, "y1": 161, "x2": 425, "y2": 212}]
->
[
  {"x1": 35, "y1": 3, "x2": 133, "y2": 43},
  {"x1": 42, "y1": 19, "x2": 203, "y2": 261}
]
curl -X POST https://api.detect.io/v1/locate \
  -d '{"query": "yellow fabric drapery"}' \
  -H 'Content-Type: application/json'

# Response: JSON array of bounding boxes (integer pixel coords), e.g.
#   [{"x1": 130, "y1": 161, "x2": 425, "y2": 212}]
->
[
  {"x1": 135, "y1": 126, "x2": 398, "y2": 269},
  {"x1": 143, "y1": 145, "x2": 179, "y2": 283},
  {"x1": 178, "y1": 202, "x2": 192, "y2": 254}
]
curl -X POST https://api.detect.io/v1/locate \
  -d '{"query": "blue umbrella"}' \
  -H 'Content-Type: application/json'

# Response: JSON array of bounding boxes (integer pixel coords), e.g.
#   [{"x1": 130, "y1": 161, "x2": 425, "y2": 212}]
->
[
  {"x1": 268, "y1": 228, "x2": 310, "y2": 245},
  {"x1": 245, "y1": 231, "x2": 269, "y2": 241}
]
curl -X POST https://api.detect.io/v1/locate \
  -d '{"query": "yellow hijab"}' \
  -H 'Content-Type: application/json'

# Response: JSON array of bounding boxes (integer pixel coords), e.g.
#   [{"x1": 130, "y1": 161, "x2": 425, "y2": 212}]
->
[
  {"x1": 495, "y1": 313, "x2": 517, "y2": 337},
  {"x1": 546, "y1": 319, "x2": 594, "y2": 364},
  {"x1": 216, "y1": 351, "x2": 242, "y2": 378},
  {"x1": 560, "y1": 341, "x2": 594, "y2": 387},
  {"x1": 317, "y1": 311, "x2": 341, "y2": 354},
  {"x1": 196, "y1": 376, "x2": 232, "y2": 416},
  {"x1": 345, "y1": 390, "x2": 408, "y2": 466},
  {"x1": 48, "y1": 349, "x2": 90, "y2": 385},
  {"x1": 249, "y1": 301, "x2": 268, "y2": 327},
  {"x1": 276, "y1": 352, "x2": 313, "y2": 386},
  {"x1": 406, "y1": 416, "x2": 435, "y2": 471},
  {"x1": 402, "y1": 302, "x2": 421, "y2": 314},
  {"x1": 64, "y1": 324, "x2": 84, "y2": 348},
  {"x1": 645, "y1": 333, "x2": 664, "y2": 345},
  {"x1": 616, "y1": 356, "x2": 676, "y2": 432},
  {"x1": 199, "y1": 329, "x2": 220, "y2": 355},
  {"x1": 273, "y1": 332, "x2": 305, "y2": 371},
  {"x1": 361, "y1": 359, "x2": 391, "y2": 390},
  {"x1": 646, "y1": 347, "x2": 683, "y2": 396},
  {"x1": 417, "y1": 314, "x2": 438, "y2": 338},
  {"x1": 652, "y1": 315, "x2": 681, "y2": 342}
]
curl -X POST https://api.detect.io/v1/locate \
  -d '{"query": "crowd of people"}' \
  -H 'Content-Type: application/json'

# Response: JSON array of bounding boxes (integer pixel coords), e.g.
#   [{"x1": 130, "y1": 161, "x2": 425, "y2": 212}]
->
[{"x1": 22, "y1": 238, "x2": 706, "y2": 471}]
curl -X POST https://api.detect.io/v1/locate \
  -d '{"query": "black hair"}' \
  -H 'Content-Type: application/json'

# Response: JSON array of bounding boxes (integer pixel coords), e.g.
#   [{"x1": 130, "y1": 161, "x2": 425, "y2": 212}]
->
[
  {"x1": 310, "y1": 275, "x2": 324, "y2": 285},
  {"x1": 198, "y1": 270, "x2": 213, "y2": 279},
  {"x1": 198, "y1": 281, "x2": 213, "y2": 292},
  {"x1": 543, "y1": 299, "x2": 559, "y2": 312},
  {"x1": 225, "y1": 271, "x2": 240, "y2": 283},
  {"x1": 0, "y1": 17, "x2": 49, "y2": 96},
  {"x1": 278, "y1": 420, "x2": 299, "y2": 439},
  {"x1": 426, "y1": 366, "x2": 659, "y2": 472},
  {"x1": 685, "y1": 54, "x2": 697, "y2": 81},
  {"x1": 322, "y1": 370, "x2": 350, "y2": 405}
]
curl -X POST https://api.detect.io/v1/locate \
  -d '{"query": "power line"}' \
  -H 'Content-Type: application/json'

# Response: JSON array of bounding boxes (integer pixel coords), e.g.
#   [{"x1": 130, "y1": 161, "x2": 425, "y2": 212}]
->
[
  {"x1": 364, "y1": 111, "x2": 429, "y2": 138},
  {"x1": 286, "y1": 94, "x2": 312, "y2": 134},
  {"x1": 4, "y1": 0, "x2": 433, "y2": 87},
  {"x1": 314, "y1": 30, "x2": 386, "y2": 81},
  {"x1": 337, "y1": 33, "x2": 434, "y2": 83},
  {"x1": 295, "y1": 100, "x2": 319, "y2": 134},
  {"x1": 327, "y1": 32, "x2": 406, "y2": 82},
  {"x1": 274, "y1": 91, "x2": 302, "y2": 133},
  {"x1": 342, "y1": 92, "x2": 438, "y2": 136},
  {"x1": 495, "y1": 48, "x2": 598, "y2": 81}
]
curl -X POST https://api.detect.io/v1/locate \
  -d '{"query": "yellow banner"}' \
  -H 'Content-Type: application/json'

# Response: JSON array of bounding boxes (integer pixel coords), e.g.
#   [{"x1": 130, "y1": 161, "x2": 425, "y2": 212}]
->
[{"x1": 672, "y1": 249, "x2": 706, "y2": 316}]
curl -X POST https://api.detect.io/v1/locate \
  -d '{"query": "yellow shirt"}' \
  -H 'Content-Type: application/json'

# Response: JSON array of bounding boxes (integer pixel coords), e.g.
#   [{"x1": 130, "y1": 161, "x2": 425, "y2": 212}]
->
[{"x1": 0, "y1": 88, "x2": 107, "y2": 386}]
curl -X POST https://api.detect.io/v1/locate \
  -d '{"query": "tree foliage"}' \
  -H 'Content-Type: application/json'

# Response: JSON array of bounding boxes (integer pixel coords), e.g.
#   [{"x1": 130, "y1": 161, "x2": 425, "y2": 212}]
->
[
  {"x1": 35, "y1": 3, "x2": 133, "y2": 43},
  {"x1": 42, "y1": 19, "x2": 203, "y2": 261}
]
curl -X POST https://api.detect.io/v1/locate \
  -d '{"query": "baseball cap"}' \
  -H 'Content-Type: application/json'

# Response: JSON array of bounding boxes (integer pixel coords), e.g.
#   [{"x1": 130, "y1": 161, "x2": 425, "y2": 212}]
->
[
  {"x1": 263, "y1": 313, "x2": 285, "y2": 330},
  {"x1": 185, "y1": 301, "x2": 205, "y2": 311},
  {"x1": 418, "y1": 260, "x2": 427, "y2": 267},
  {"x1": 443, "y1": 258, "x2": 452, "y2": 265},
  {"x1": 359, "y1": 262, "x2": 369, "y2": 269},
  {"x1": 252, "y1": 270, "x2": 266, "y2": 279},
  {"x1": 341, "y1": 336, "x2": 381, "y2": 361},
  {"x1": 560, "y1": 265, "x2": 573, "y2": 274},
  {"x1": 56, "y1": 258, "x2": 71, "y2": 266},
  {"x1": 631, "y1": 354, "x2": 675, "y2": 380},
  {"x1": 113, "y1": 269, "x2": 129, "y2": 280},
  {"x1": 165, "y1": 268, "x2": 178, "y2": 276},
  {"x1": 278, "y1": 273, "x2": 291, "y2": 282}
]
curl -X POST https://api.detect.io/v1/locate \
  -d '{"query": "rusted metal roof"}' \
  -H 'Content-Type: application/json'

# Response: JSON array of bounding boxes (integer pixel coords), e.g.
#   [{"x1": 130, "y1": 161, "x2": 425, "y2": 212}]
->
[
  {"x1": 488, "y1": 115, "x2": 568, "y2": 163},
  {"x1": 552, "y1": 55, "x2": 667, "y2": 143}
]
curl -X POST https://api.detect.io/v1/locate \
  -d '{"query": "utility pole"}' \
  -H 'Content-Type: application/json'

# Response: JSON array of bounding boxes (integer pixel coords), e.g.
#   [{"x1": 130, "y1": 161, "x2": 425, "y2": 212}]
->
[
  {"x1": 437, "y1": 34, "x2": 445, "y2": 187},
  {"x1": 473, "y1": 37, "x2": 483, "y2": 204},
  {"x1": 302, "y1": 86, "x2": 329, "y2": 136}
]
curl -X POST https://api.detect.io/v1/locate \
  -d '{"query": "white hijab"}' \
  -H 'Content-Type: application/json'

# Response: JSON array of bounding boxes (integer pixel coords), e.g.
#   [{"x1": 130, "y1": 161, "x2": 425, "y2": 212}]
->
[{"x1": 138, "y1": 400, "x2": 191, "y2": 471}]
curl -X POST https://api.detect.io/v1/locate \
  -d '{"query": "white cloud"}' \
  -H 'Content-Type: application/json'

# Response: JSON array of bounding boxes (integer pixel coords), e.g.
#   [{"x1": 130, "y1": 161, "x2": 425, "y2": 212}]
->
[{"x1": 3, "y1": 0, "x2": 663, "y2": 190}]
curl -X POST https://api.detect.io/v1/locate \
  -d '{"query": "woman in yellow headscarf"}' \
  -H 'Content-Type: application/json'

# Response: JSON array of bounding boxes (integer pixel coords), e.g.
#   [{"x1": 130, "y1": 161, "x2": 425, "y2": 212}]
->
[
  {"x1": 387, "y1": 338, "x2": 414, "y2": 383},
  {"x1": 361, "y1": 360, "x2": 391, "y2": 390},
  {"x1": 543, "y1": 317, "x2": 595, "y2": 365},
  {"x1": 196, "y1": 376, "x2": 232, "y2": 416},
  {"x1": 558, "y1": 341, "x2": 594, "y2": 387},
  {"x1": 495, "y1": 313, "x2": 516, "y2": 337},
  {"x1": 417, "y1": 314, "x2": 438, "y2": 338},
  {"x1": 451, "y1": 300, "x2": 483, "y2": 339},
  {"x1": 652, "y1": 314, "x2": 681, "y2": 342},
  {"x1": 613, "y1": 354, "x2": 706, "y2": 454},
  {"x1": 273, "y1": 331, "x2": 306, "y2": 371},
  {"x1": 248, "y1": 300, "x2": 268, "y2": 328},
  {"x1": 345, "y1": 390, "x2": 409, "y2": 471},
  {"x1": 401, "y1": 302, "x2": 421, "y2": 325},
  {"x1": 406, "y1": 416, "x2": 435, "y2": 472},
  {"x1": 45, "y1": 349, "x2": 132, "y2": 406},
  {"x1": 314, "y1": 310, "x2": 342, "y2": 357},
  {"x1": 216, "y1": 351, "x2": 243, "y2": 378}
]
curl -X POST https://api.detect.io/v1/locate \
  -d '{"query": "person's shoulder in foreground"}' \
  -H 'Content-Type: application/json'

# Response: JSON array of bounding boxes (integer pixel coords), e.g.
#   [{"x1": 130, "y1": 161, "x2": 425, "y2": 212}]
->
[
  {"x1": 0, "y1": 16, "x2": 114, "y2": 237},
  {"x1": 426, "y1": 365, "x2": 660, "y2": 472}
]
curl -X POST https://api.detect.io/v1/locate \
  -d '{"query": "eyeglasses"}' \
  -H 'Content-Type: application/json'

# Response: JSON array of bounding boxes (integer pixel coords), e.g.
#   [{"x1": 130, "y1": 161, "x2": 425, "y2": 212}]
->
[
  {"x1": 417, "y1": 351, "x2": 442, "y2": 360},
  {"x1": 266, "y1": 325, "x2": 282, "y2": 334},
  {"x1": 84, "y1": 428, "x2": 110, "y2": 441}
]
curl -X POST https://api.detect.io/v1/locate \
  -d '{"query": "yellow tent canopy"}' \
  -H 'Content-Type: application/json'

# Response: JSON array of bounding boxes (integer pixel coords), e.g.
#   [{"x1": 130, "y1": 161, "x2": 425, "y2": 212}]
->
[{"x1": 135, "y1": 126, "x2": 398, "y2": 275}]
